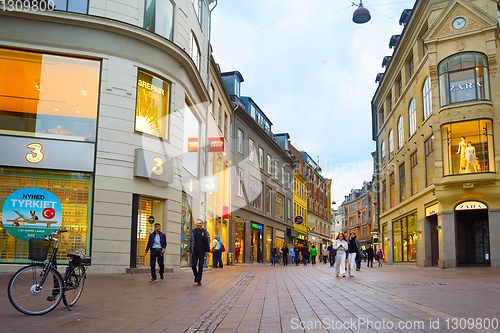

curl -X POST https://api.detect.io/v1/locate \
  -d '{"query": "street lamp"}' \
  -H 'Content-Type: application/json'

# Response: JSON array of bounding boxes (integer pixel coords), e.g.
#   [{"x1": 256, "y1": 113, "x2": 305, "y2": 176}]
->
[{"x1": 352, "y1": 1, "x2": 371, "y2": 24}]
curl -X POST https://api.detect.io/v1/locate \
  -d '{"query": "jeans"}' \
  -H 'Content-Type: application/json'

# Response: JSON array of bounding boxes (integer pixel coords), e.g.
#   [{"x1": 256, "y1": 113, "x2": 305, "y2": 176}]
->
[
  {"x1": 283, "y1": 254, "x2": 288, "y2": 265},
  {"x1": 150, "y1": 249, "x2": 164, "y2": 280},
  {"x1": 271, "y1": 254, "x2": 276, "y2": 265},
  {"x1": 347, "y1": 252, "x2": 357, "y2": 275},
  {"x1": 367, "y1": 257, "x2": 373, "y2": 267},
  {"x1": 311, "y1": 255, "x2": 316, "y2": 265},
  {"x1": 213, "y1": 249, "x2": 223, "y2": 268},
  {"x1": 356, "y1": 259, "x2": 361, "y2": 270},
  {"x1": 191, "y1": 252, "x2": 205, "y2": 283},
  {"x1": 295, "y1": 254, "x2": 300, "y2": 265},
  {"x1": 329, "y1": 253, "x2": 335, "y2": 266},
  {"x1": 303, "y1": 255, "x2": 308, "y2": 265}
]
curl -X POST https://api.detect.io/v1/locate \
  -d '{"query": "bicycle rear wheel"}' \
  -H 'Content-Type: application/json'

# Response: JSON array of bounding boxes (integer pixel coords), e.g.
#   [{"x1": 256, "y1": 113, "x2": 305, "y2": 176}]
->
[
  {"x1": 65, "y1": 265, "x2": 86, "y2": 307},
  {"x1": 8, "y1": 264, "x2": 64, "y2": 315}
]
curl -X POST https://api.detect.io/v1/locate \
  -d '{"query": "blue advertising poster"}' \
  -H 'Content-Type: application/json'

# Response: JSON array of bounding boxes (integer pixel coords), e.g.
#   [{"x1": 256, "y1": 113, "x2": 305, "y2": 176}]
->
[{"x1": 2, "y1": 188, "x2": 62, "y2": 241}]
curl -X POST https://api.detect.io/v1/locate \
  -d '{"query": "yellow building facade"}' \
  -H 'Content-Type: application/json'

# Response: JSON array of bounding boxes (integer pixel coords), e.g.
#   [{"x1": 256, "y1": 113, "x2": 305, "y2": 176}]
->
[
  {"x1": 373, "y1": 0, "x2": 500, "y2": 268},
  {"x1": 293, "y1": 171, "x2": 308, "y2": 243}
]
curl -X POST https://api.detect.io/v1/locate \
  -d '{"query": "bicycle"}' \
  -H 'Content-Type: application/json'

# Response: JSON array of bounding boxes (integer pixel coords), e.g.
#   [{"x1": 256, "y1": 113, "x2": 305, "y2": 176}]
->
[
  {"x1": 276, "y1": 253, "x2": 283, "y2": 265},
  {"x1": 7, "y1": 229, "x2": 91, "y2": 315}
]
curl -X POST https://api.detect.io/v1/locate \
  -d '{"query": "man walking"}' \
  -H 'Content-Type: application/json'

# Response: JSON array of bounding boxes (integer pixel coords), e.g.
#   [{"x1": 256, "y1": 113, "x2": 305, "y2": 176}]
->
[
  {"x1": 187, "y1": 219, "x2": 211, "y2": 286},
  {"x1": 327, "y1": 243, "x2": 336, "y2": 267},
  {"x1": 145, "y1": 223, "x2": 167, "y2": 282},
  {"x1": 366, "y1": 244, "x2": 374, "y2": 267},
  {"x1": 270, "y1": 244, "x2": 277, "y2": 266},
  {"x1": 281, "y1": 244, "x2": 289, "y2": 266},
  {"x1": 293, "y1": 244, "x2": 301, "y2": 266}
]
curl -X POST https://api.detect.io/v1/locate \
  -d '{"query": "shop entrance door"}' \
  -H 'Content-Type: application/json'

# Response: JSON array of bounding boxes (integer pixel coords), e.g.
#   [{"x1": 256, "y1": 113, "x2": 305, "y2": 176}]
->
[
  {"x1": 428, "y1": 215, "x2": 439, "y2": 266},
  {"x1": 250, "y1": 228, "x2": 262, "y2": 263},
  {"x1": 456, "y1": 209, "x2": 490, "y2": 266}
]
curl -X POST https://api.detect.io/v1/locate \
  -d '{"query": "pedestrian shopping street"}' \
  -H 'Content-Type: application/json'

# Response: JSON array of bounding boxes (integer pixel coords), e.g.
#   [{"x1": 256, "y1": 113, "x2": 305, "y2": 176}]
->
[{"x1": 1, "y1": 264, "x2": 499, "y2": 333}]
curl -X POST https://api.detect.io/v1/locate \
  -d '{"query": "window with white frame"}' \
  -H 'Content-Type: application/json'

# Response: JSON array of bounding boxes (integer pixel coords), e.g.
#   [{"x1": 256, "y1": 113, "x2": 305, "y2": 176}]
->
[
  {"x1": 274, "y1": 161, "x2": 279, "y2": 180},
  {"x1": 190, "y1": 32, "x2": 201, "y2": 71},
  {"x1": 422, "y1": 76, "x2": 432, "y2": 120},
  {"x1": 144, "y1": 0, "x2": 174, "y2": 41},
  {"x1": 259, "y1": 147, "x2": 264, "y2": 169},
  {"x1": 267, "y1": 155, "x2": 271, "y2": 174},
  {"x1": 288, "y1": 198, "x2": 292, "y2": 219},
  {"x1": 287, "y1": 172, "x2": 291, "y2": 189},
  {"x1": 237, "y1": 168, "x2": 243, "y2": 196},
  {"x1": 249, "y1": 138, "x2": 255, "y2": 162},
  {"x1": 408, "y1": 98, "x2": 416, "y2": 136},
  {"x1": 398, "y1": 116, "x2": 404, "y2": 149},
  {"x1": 237, "y1": 128, "x2": 243, "y2": 154},
  {"x1": 389, "y1": 129, "x2": 394, "y2": 159},
  {"x1": 381, "y1": 140, "x2": 386, "y2": 165},
  {"x1": 281, "y1": 166, "x2": 285, "y2": 184}
]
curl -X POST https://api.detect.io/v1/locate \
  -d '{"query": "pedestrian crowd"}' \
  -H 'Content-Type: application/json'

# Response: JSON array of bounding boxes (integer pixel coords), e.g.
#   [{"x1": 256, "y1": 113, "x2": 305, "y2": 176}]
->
[{"x1": 146, "y1": 219, "x2": 386, "y2": 287}]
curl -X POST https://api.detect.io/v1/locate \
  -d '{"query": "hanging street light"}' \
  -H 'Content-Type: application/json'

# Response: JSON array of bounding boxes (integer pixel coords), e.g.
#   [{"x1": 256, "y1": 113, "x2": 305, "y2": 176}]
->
[{"x1": 352, "y1": 1, "x2": 371, "y2": 24}]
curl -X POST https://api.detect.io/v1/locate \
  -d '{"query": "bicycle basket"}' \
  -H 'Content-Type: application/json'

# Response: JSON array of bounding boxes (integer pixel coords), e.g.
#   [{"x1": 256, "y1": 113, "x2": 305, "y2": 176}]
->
[{"x1": 28, "y1": 239, "x2": 50, "y2": 262}]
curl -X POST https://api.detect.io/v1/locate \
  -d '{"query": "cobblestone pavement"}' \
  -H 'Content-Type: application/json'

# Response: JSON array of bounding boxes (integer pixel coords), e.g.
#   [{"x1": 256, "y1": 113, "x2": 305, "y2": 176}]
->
[{"x1": 1, "y1": 263, "x2": 499, "y2": 333}]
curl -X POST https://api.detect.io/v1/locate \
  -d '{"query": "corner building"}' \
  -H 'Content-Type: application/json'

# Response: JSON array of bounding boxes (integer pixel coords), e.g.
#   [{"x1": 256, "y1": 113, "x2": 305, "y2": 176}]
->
[
  {"x1": 372, "y1": 0, "x2": 500, "y2": 268},
  {"x1": 0, "y1": 0, "x2": 214, "y2": 273}
]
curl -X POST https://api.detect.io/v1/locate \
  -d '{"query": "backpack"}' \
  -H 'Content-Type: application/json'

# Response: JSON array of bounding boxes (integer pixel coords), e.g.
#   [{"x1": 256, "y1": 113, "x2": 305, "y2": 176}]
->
[{"x1": 221, "y1": 243, "x2": 226, "y2": 252}]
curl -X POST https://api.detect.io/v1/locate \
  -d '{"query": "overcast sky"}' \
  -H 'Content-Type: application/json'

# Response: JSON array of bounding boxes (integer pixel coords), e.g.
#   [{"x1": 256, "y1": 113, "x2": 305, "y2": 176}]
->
[{"x1": 210, "y1": 0, "x2": 413, "y2": 208}]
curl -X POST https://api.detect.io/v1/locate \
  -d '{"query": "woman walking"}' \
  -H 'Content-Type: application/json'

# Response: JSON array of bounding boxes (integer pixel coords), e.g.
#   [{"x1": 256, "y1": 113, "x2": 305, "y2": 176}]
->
[
  {"x1": 333, "y1": 233, "x2": 348, "y2": 277},
  {"x1": 347, "y1": 232, "x2": 362, "y2": 277}
]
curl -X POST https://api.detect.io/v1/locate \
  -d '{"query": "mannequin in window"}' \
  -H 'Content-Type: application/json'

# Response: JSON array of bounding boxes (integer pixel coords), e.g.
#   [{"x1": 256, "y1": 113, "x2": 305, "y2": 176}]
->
[
  {"x1": 456, "y1": 136, "x2": 467, "y2": 172},
  {"x1": 465, "y1": 141, "x2": 477, "y2": 173}
]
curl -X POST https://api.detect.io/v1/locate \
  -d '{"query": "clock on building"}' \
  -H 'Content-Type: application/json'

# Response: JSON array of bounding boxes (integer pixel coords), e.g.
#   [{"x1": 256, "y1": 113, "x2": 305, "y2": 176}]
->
[{"x1": 452, "y1": 17, "x2": 466, "y2": 30}]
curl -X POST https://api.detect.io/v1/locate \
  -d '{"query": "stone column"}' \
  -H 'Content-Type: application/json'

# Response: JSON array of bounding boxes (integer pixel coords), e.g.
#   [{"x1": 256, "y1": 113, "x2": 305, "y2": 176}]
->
[
  {"x1": 438, "y1": 210, "x2": 456, "y2": 269},
  {"x1": 488, "y1": 209, "x2": 500, "y2": 268},
  {"x1": 417, "y1": 217, "x2": 428, "y2": 267}
]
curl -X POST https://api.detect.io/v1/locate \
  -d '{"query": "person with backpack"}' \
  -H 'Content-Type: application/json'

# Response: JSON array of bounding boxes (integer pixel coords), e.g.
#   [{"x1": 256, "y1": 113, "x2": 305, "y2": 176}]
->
[
  {"x1": 377, "y1": 248, "x2": 385, "y2": 266},
  {"x1": 293, "y1": 244, "x2": 301, "y2": 266}
]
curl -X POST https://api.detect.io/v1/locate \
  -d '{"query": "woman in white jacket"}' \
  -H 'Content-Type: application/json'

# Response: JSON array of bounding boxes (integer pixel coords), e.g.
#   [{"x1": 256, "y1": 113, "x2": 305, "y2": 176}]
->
[{"x1": 333, "y1": 232, "x2": 348, "y2": 277}]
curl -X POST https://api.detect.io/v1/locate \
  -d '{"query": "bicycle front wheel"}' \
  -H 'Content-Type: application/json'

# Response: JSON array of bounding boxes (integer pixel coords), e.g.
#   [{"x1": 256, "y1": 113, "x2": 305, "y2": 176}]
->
[
  {"x1": 7, "y1": 264, "x2": 64, "y2": 315},
  {"x1": 65, "y1": 265, "x2": 86, "y2": 307}
]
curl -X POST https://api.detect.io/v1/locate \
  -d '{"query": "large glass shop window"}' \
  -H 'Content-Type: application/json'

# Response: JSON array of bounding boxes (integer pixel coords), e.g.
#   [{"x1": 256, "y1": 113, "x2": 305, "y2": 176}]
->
[
  {"x1": 135, "y1": 70, "x2": 170, "y2": 139},
  {"x1": 441, "y1": 119, "x2": 495, "y2": 175},
  {"x1": 0, "y1": 168, "x2": 92, "y2": 264},
  {"x1": 392, "y1": 213, "x2": 417, "y2": 262},
  {"x1": 0, "y1": 48, "x2": 100, "y2": 142},
  {"x1": 438, "y1": 52, "x2": 490, "y2": 106}
]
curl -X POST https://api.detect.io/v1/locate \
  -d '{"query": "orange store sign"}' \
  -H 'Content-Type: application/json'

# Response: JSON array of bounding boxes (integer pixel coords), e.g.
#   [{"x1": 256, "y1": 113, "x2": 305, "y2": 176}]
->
[{"x1": 188, "y1": 138, "x2": 198, "y2": 152}]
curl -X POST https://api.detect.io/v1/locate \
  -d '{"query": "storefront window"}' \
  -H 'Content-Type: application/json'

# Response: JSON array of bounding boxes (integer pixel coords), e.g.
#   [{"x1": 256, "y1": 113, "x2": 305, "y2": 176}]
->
[
  {"x1": 275, "y1": 193, "x2": 284, "y2": 219},
  {"x1": 0, "y1": 168, "x2": 92, "y2": 264},
  {"x1": 135, "y1": 70, "x2": 170, "y2": 139},
  {"x1": 441, "y1": 119, "x2": 495, "y2": 175},
  {"x1": 144, "y1": 0, "x2": 174, "y2": 41},
  {"x1": 382, "y1": 223, "x2": 388, "y2": 261},
  {"x1": 266, "y1": 226, "x2": 272, "y2": 262},
  {"x1": 235, "y1": 219, "x2": 245, "y2": 263},
  {"x1": 136, "y1": 196, "x2": 164, "y2": 267},
  {"x1": 0, "y1": 48, "x2": 100, "y2": 142},
  {"x1": 392, "y1": 212, "x2": 417, "y2": 262},
  {"x1": 438, "y1": 52, "x2": 490, "y2": 106},
  {"x1": 275, "y1": 229, "x2": 284, "y2": 251},
  {"x1": 180, "y1": 192, "x2": 193, "y2": 266}
]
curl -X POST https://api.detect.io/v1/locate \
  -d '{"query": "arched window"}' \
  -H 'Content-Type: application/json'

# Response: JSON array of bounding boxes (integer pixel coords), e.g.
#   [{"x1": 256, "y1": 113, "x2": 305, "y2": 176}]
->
[
  {"x1": 408, "y1": 99, "x2": 416, "y2": 136},
  {"x1": 381, "y1": 140, "x2": 386, "y2": 165},
  {"x1": 438, "y1": 52, "x2": 490, "y2": 106},
  {"x1": 389, "y1": 130, "x2": 394, "y2": 159},
  {"x1": 422, "y1": 77, "x2": 432, "y2": 120},
  {"x1": 397, "y1": 116, "x2": 404, "y2": 149}
]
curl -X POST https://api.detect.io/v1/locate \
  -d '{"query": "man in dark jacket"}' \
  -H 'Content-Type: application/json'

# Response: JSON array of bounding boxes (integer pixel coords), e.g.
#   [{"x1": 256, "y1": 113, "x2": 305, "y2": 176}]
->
[
  {"x1": 281, "y1": 245, "x2": 289, "y2": 266},
  {"x1": 187, "y1": 219, "x2": 211, "y2": 286},
  {"x1": 327, "y1": 243, "x2": 336, "y2": 267},
  {"x1": 293, "y1": 244, "x2": 301, "y2": 266},
  {"x1": 366, "y1": 244, "x2": 375, "y2": 267},
  {"x1": 145, "y1": 223, "x2": 167, "y2": 282},
  {"x1": 301, "y1": 245, "x2": 309, "y2": 265}
]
